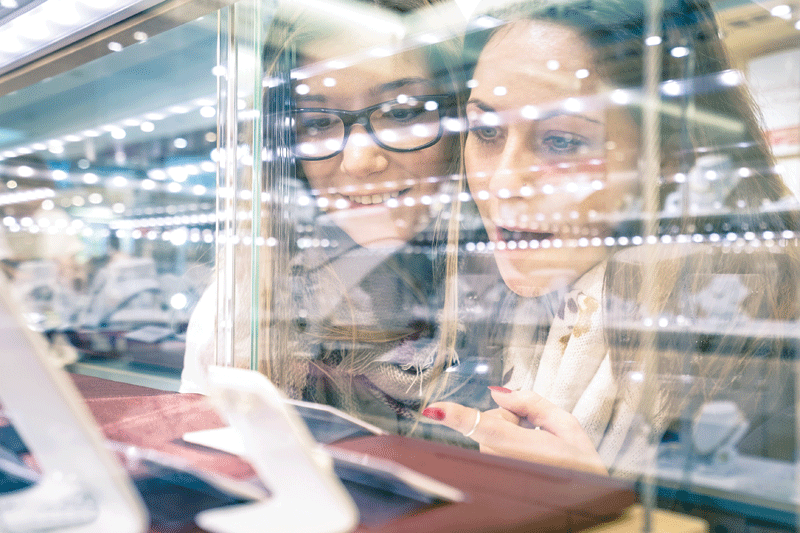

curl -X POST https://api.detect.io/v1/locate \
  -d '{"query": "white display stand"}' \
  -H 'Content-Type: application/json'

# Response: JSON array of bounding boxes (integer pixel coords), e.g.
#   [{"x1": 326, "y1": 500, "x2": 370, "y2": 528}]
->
[
  {"x1": 195, "y1": 366, "x2": 359, "y2": 533},
  {"x1": 0, "y1": 275, "x2": 149, "y2": 533}
]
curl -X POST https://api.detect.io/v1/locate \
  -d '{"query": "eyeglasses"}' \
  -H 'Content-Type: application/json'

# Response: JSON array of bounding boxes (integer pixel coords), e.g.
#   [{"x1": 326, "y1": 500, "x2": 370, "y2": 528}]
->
[{"x1": 292, "y1": 94, "x2": 454, "y2": 161}]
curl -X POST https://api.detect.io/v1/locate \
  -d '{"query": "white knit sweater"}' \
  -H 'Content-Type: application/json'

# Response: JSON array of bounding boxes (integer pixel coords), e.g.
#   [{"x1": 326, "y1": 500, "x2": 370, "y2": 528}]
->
[{"x1": 501, "y1": 262, "x2": 658, "y2": 478}]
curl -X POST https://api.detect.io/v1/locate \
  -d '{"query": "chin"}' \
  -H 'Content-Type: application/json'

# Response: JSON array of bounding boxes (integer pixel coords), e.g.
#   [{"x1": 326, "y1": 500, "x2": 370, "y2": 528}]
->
[
  {"x1": 330, "y1": 205, "x2": 427, "y2": 249},
  {"x1": 354, "y1": 235, "x2": 412, "y2": 249},
  {"x1": 496, "y1": 257, "x2": 579, "y2": 298},
  {"x1": 506, "y1": 281, "x2": 548, "y2": 298},
  {"x1": 342, "y1": 221, "x2": 416, "y2": 249}
]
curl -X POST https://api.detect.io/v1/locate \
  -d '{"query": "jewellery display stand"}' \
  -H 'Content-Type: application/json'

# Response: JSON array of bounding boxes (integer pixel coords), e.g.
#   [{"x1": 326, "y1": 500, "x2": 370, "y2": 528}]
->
[
  {"x1": 0, "y1": 275, "x2": 149, "y2": 533},
  {"x1": 194, "y1": 366, "x2": 359, "y2": 533}
]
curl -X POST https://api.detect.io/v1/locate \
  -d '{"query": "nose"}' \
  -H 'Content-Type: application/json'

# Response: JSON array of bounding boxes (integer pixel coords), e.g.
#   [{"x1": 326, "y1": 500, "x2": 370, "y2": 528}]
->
[
  {"x1": 340, "y1": 126, "x2": 389, "y2": 179},
  {"x1": 487, "y1": 132, "x2": 544, "y2": 198}
]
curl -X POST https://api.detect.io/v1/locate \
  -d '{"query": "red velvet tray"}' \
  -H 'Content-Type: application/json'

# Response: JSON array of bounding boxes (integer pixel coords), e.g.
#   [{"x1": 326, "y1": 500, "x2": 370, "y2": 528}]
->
[
  {"x1": 68, "y1": 374, "x2": 635, "y2": 532},
  {"x1": 334, "y1": 434, "x2": 635, "y2": 532}
]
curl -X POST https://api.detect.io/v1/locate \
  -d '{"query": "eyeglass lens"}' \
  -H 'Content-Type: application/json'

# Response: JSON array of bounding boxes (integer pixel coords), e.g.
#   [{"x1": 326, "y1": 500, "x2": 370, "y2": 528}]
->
[{"x1": 294, "y1": 98, "x2": 443, "y2": 159}]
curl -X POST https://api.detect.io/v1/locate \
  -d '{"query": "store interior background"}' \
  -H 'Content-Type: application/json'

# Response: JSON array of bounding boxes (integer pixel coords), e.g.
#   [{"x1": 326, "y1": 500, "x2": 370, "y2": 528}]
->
[
  {"x1": 0, "y1": 0, "x2": 797, "y2": 386},
  {"x1": 0, "y1": 0, "x2": 798, "y2": 530}
]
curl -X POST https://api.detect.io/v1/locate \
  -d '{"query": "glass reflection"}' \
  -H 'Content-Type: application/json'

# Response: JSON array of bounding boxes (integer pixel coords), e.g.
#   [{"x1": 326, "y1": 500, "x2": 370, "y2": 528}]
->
[{"x1": 0, "y1": 16, "x2": 218, "y2": 374}]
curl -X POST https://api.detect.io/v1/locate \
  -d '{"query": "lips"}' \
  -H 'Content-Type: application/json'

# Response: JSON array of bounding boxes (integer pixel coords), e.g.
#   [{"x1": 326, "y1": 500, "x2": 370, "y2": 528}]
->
[
  {"x1": 493, "y1": 220, "x2": 621, "y2": 248},
  {"x1": 342, "y1": 187, "x2": 413, "y2": 207},
  {"x1": 496, "y1": 227, "x2": 555, "y2": 243}
]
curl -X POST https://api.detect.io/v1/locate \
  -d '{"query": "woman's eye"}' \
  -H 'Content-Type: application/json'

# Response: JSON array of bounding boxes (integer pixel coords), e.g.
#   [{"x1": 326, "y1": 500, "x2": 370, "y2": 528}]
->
[
  {"x1": 541, "y1": 131, "x2": 589, "y2": 154},
  {"x1": 295, "y1": 113, "x2": 339, "y2": 138},
  {"x1": 466, "y1": 109, "x2": 503, "y2": 145},
  {"x1": 302, "y1": 117, "x2": 334, "y2": 130},
  {"x1": 468, "y1": 121, "x2": 501, "y2": 143},
  {"x1": 385, "y1": 104, "x2": 424, "y2": 122}
]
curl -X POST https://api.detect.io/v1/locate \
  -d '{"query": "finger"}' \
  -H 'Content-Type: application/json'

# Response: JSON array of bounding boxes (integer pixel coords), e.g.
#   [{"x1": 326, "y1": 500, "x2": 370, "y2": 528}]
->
[
  {"x1": 425, "y1": 401, "x2": 606, "y2": 475},
  {"x1": 423, "y1": 404, "x2": 520, "y2": 428},
  {"x1": 422, "y1": 403, "x2": 521, "y2": 438},
  {"x1": 487, "y1": 407, "x2": 521, "y2": 426},
  {"x1": 488, "y1": 387, "x2": 556, "y2": 428},
  {"x1": 424, "y1": 401, "x2": 548, "y2": 448},
  {"x1": 488, "y1": 388, "x2": 595, "y2": 449},
  {"x1": 476, "y1": 413, "x2": 522, "y2": 456},
  {"x1": 422, "y1": 401, "x2": 482, "y2": 436},
  {"x1": 479, "y1": 443, "x2": 502, "y2": 456}
]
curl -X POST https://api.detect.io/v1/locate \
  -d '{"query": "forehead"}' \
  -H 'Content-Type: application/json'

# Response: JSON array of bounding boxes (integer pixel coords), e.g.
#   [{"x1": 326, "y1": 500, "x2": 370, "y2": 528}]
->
[
  {"x1": 297, "y1": 42, "x2": 435, "y2": 102},
  {"x1": 471, "y1": 20, "x2": 599, "y2": 100}
]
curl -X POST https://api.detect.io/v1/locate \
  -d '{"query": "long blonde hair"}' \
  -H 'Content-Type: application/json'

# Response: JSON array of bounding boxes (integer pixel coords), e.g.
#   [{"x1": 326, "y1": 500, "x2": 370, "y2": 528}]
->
[
  {"x1": 454, "y1": 0, "x2": 800, "y2": 428},
  {"x1": 241, "y1": 0, "x2": 469, "y2": 421}
]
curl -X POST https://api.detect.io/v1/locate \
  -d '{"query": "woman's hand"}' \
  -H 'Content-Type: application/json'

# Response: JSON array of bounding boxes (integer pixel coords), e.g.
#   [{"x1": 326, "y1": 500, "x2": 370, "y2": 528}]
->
[{"x1": 422, "y1": 387, "x2": 608, "y2": 476}]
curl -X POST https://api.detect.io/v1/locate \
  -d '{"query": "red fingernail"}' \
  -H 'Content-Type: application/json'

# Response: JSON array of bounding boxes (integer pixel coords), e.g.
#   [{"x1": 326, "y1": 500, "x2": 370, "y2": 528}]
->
[
  {"x1": 488, "y1": 386, "x2": 513, "y2": 394},
  {"x1": 422, "y1": 407, "x2": 446, "y2": 421}
]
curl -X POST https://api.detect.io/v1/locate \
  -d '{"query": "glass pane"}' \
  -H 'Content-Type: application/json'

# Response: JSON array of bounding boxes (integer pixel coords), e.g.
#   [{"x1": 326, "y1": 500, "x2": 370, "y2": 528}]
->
[
  {"x1": 208, "y1": 0, "x2": 800, "y2": 528},
  {"x1": 6, "y1": 0, "x2": 797, "y2": 528},
  {"x1": 649, "y1": 0, "x2": 800, "y2": 529},
  {"x1": 0, "y1": 13, "x2": 220, "y2": 389}
]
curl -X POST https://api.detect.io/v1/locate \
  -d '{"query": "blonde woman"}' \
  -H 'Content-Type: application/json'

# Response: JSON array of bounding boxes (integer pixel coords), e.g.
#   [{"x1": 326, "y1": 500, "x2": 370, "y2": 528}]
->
[
  {"x1": 181, "y1": 0, "x2": 471, "y2": 436},
  {"x1": 424, "y1": 0, "x2": 800, "y2": 476}
]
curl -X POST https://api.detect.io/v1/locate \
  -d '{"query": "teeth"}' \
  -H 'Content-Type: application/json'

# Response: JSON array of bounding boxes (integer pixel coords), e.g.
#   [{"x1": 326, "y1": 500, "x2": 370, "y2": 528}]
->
[{"x1": 346, "y1": 190, "x2": 403, "y2": 205}]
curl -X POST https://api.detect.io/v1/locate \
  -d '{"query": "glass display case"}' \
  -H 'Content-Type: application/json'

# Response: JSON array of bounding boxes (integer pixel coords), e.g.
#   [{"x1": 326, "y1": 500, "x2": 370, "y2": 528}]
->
[
  {"x1": 1, "y1": 0, "x2": 799, "y2": 529},
  {"x1": 0, "y1": 0, "x2": 231, "y2": 386}
]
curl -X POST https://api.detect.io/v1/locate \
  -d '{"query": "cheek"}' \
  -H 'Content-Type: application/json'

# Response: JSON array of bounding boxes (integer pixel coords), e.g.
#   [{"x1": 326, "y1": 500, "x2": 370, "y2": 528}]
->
[
  {"x1": 413, "y1": 138, "x2": 454, "y2": 177},
  {"x1": 463, "y1": 136, "x2": 482, "y2": 174},
  {"x1": 607, "y1": 144, "x2": 638, "y2": 174},
  {"x1": 300, "y1": 160, "x2": 335, "y2": 191},
  {"x1": 465, "y1": 147, "x2": 490, "y2": 192},
  {"x1": 605, "y1": 113, "x2": 640, "y2": 174}
]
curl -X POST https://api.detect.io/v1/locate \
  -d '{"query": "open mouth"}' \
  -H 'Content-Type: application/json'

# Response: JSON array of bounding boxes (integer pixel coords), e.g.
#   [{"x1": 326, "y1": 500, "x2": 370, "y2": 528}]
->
[
  {"x1": 496, "y1": 227, "x2": 555, "y2": 243},
  {"x1": 342, "y1": 187, "x2": 412, "y2": 207}
]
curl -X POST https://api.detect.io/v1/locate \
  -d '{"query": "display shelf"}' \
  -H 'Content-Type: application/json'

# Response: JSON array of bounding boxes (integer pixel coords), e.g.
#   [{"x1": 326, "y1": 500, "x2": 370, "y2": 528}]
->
[{"x1": 68, "y1": 357, "x2": 181, "y2": 391}]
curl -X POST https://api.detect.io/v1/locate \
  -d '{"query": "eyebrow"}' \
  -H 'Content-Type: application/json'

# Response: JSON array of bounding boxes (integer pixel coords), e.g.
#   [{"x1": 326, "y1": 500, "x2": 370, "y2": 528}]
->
[
  {"x1": 296, "y1": 94, "x2": 326, "y2": 105},
  {"x1": 371, "y1": 77, "x2": 435, "y2": 96},
  {"x1": 467, "y1": 98, "x2": 603, "y2": 124},
  {"x1": 296, "y1": 77, "x2": 436, "y2": 106}
]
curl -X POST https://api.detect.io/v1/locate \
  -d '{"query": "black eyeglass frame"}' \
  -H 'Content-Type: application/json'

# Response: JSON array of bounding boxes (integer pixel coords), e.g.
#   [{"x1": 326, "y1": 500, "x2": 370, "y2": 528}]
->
[{"x1": 292, "y1": 93, "x2": 456, "y2": 161}]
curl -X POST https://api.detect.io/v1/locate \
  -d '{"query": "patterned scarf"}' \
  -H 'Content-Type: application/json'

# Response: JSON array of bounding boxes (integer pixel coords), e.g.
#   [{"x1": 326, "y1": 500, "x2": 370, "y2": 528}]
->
[{"x1": 501, "y1": 263, "x2": 657, "y2": 477}]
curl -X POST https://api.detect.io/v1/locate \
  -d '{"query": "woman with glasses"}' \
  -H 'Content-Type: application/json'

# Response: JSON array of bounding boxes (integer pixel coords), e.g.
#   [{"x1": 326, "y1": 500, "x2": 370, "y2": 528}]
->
[
  {"x1": 290, "y1": 51, "x2": 458, "y2": 249},
  {"x1": 281, "y1": 7, "x2": 467, "y2": 433},
  {"x1": 181, "y1": 0, "x2": 472, "y2": 437}
]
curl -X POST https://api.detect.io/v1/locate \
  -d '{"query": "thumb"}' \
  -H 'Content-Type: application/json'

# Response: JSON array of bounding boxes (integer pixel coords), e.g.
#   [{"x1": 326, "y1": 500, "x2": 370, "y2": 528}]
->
[{"x1": 488, "y1": 387, "x2": 592, "y2": 448}]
